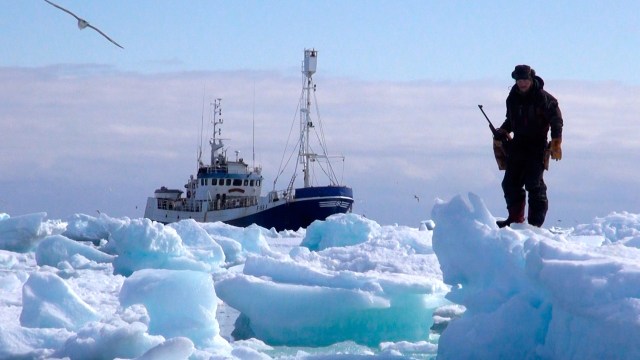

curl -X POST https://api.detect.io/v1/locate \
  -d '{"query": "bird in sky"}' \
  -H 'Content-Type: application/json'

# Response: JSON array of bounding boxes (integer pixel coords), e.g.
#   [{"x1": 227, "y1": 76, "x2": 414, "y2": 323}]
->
[
  {"x1": 414, "y1": 194, "x2": 420, "y2": 202},
  {"x1": 44, "y1": 0, "x2": 124, "y2": 49}
]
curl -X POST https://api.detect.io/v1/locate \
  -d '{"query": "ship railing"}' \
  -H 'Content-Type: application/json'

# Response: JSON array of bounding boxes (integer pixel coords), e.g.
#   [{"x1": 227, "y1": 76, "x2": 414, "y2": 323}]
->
[
  {"x1": 157, "y1": 198, "x2": 185, "y2": 211},
  {"x1": 198, "y1": 163, "x2": 229, "y2": 174},
  {"x1": 207, "y1": 196, "x2": 258, "y2": 211},
  {"x1": 155, "y1": 198, "x2": 198, "y2": 212},
  {"x1": 157, "y1": 196, "x2": 258, "y2": 212}
]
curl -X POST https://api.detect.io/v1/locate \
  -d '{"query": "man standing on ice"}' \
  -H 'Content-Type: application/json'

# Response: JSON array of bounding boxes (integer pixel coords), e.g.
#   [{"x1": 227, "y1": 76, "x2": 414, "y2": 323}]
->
[{"x1": 494, "y1": 64, "x2": 563, "y2": 228}]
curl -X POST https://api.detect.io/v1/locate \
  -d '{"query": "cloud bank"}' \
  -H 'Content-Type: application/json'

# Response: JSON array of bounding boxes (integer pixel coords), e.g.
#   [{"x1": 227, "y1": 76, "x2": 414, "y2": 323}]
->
[{"x1": 1, "y1": 65, "x2": 638, "y2": 226}]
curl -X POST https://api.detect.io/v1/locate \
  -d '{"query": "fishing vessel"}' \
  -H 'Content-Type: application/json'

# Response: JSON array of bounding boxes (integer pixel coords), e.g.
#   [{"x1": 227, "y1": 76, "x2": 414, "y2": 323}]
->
[{"x1": 144, "y1": 49, "x2": 354, "y2": 231}]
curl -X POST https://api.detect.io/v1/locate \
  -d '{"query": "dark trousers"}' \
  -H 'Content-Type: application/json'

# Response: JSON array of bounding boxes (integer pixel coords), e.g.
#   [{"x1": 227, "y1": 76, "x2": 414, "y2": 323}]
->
[{"x1": 501, "y1": 142, "x2": 548, "y2": 226}]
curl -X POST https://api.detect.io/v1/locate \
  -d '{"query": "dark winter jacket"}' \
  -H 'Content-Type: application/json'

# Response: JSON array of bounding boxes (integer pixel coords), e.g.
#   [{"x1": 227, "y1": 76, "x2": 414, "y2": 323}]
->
[{"x1": 499, "y1": 75, "x2": 563, "y2": 145}]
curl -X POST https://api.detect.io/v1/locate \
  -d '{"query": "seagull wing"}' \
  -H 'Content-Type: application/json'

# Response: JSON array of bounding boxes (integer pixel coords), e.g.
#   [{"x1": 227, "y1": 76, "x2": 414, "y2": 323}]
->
[
  {"x1": 44, "y1": 0, "x2": 123, "y2": 49},
  {"x1": 43, "y1": 0, "x2": 81, "y2": 21},
  {"x1": 86, "y1": 24, "x2": 124, "y2": 49}
]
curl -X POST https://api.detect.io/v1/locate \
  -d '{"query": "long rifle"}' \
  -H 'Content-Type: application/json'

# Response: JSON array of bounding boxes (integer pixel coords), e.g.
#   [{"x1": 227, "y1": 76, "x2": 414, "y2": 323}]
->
[{"x1": 478, "y1": 105, "x2": 501, "y2": 139}]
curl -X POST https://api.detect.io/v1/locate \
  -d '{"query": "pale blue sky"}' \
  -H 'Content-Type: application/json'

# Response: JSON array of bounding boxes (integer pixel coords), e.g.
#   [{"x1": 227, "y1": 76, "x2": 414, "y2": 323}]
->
[
  {"x1": 4, "y1": 0, "x2": 640, "y2": 83},
  {"x1": 2, "y1": 1, "x2": 640, "y2": 226}
]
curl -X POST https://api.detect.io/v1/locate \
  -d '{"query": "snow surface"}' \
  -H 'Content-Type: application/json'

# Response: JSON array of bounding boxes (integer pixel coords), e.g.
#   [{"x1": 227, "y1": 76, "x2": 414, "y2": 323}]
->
[{"x1": 1, "y1": 193, "x2": 640, "y2": 359}]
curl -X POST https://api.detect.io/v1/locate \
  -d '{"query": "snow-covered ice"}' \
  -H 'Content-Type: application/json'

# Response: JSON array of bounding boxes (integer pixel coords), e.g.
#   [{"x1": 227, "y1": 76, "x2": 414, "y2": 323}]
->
[
  {"x1": 1, "y1": 193, "x2": 640, "y2": 359},
  {"x1": 431, "y1": 193, "x2": 640, "y2": 359}
]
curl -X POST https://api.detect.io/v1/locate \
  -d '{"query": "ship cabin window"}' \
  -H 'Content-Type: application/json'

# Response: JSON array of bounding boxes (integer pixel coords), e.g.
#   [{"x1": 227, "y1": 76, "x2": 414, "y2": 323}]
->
[
  {"x1": 233, "y1": 179, "x2": 242, "y2": 186},
  {"x1": 200, "y1": 179, "x2": 204, "y2": 186},
  {"x1": 257, "y1": 180, "x2": 261, "y2": 186},
  {"x1": 244, "y1": 179, "x2": 248, "y2": 186},
  {"x1": 226, "y1": 179, "x2": 231, "y2": 186},
  {"x1": 211, "y1": 178, "x2": 217, "y2": 186},
  {"x1": 250, "y1": 180, "x2": 254, "y2": 186}
]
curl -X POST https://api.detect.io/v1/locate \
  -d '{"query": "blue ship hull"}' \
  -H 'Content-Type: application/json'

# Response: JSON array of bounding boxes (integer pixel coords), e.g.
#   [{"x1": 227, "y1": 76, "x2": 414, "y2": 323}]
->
[{"x1": 225, "y1": 186, "x2": 353, "y2": 231}]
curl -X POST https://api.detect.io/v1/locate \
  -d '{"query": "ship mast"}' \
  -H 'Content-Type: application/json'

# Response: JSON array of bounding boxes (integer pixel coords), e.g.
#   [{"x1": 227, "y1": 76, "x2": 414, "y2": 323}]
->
[
  {"x1": 210, "y1": 98, "x2": 223, "y2": 165},
  {"x1": 300, "y1": 49, "x2": 317, "y2": 188}
]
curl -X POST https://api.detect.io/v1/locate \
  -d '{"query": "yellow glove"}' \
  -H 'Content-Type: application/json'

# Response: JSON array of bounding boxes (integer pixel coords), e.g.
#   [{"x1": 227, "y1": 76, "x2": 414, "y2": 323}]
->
[{"x1": 550, "y1": 138, "x2": 562, "y2": 160}]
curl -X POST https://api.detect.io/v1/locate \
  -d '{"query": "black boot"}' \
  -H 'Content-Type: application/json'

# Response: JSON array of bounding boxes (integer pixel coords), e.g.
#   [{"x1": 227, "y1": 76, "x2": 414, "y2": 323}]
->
[
  {"x1": 496, "y1": 201, "x2": 525, "y2": 228},
  {"x1": 527, "y1": 189, "x2": 549, "y2": 227},
  {"x1": 496, "y1": 219, "x2": 511, "y2": 228},
  {"x1": 527, "y1": 202, "x2": 548, "y2": 227}
]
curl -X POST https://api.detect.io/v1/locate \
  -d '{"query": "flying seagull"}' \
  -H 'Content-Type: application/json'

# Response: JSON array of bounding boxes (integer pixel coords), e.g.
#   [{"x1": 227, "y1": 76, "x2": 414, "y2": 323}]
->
[{"x1": 44, "y1": 0, "x2": 124, "y2": 49}]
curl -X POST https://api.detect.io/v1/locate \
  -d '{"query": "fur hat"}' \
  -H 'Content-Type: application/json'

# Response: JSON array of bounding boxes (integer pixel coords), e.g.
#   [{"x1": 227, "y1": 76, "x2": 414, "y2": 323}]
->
[{"x1": 511, "y1": 65, "x2": 536, "y2": 80}]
